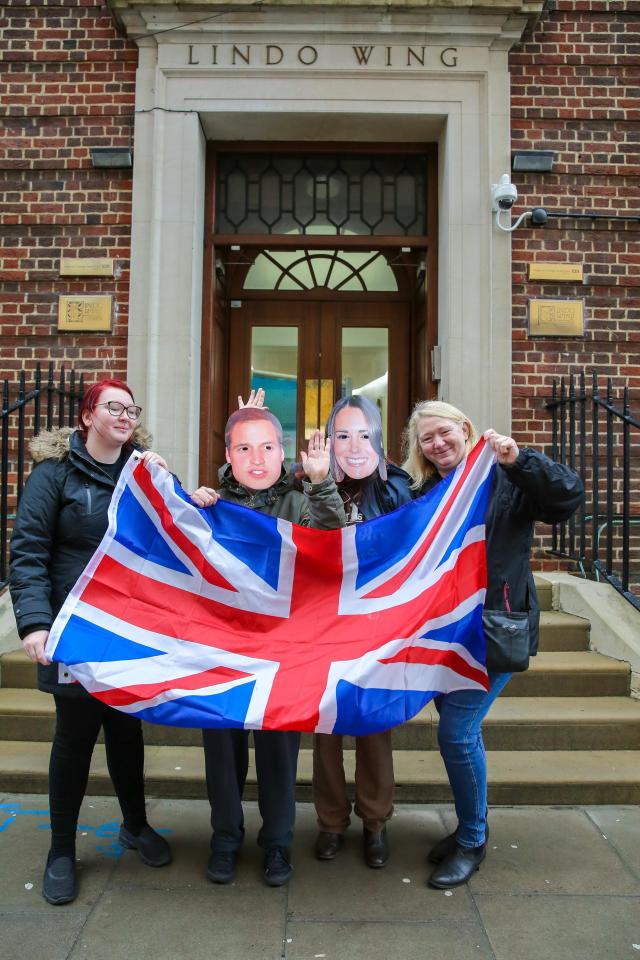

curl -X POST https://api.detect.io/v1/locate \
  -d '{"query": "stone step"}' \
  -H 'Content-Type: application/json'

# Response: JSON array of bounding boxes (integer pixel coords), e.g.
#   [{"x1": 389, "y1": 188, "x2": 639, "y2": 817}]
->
[
  {"x1": 502, "y1": 651, "x2": 630, "y2": 697},
  {"x1": 0, "y1": 740, "x2": 638, "y2": 804},
  {"x1": 534, "y1": 576, "x2": 552, "y2": 611},
  {"x1": 536, "y1": 611, "x2": 589, "y2": 651},
  {"x1": 0, "y1": 649, "x2": 36, "y2": 689},
  {"x1": 406, "y1": 696, "x2": 640, "y2": 751},
  {"x1": 3, "y1": 688, "x2": 640, "y2": 751}
]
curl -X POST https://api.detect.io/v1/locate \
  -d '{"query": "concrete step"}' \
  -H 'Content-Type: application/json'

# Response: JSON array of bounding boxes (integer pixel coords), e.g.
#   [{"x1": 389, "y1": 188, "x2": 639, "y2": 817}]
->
[
  {"x1": 502, "y1": 651, "x2": 630, "y2": 697},
  {"x1": 534, "y1": 576, "x2": 553, "y2": 611},
  {"x1": 405, "y1": 696, "x2": 640, "y2": 750},
  {"x1": 0, "y1": 649, "x2": 36, "y2": 689},
  {"x1": 3, "y1": 688, "x2": 640, "y2": 751},
  {"x1": 536, "y1": 610, "x2": 589, "y2": 651},
  {"x1": 0, "y1": 740, "x2": 638, "y2": 804}
]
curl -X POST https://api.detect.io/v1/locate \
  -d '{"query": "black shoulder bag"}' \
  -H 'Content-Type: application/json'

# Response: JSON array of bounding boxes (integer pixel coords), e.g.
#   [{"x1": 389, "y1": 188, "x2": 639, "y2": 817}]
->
[{"x1": 482, "y1": 581, "x2": 530, "y2": 673}]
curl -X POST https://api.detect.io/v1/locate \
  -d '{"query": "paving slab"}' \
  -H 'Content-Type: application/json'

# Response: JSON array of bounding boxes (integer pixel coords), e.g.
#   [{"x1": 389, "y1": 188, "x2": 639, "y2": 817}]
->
[
  {"x1": 584, "y1": 805, "x2": 640, "y2": 881},
  {"x1": 475, "y1": 894, "x2": 640, "y2": 960},
  {"x1": 286, "y1": 920, "x2": 495, "y2": 960},
  {"x1": 111, "y1": 797, "x2": 212, "y2": 889},
  {"x1": 444, "y1": 807, "x2": 640, "y2": 896},
  {"x1": 66, "y1": 885, "x2": 287, "y2": 960},
  {"x1": 3, "y1": 914, "x2": 88, "y2": 960},
  {"x1": 0, "y1": 796, "x2": 120, "y2": 911},
  {"x1": 289, "y1": 805, "x2": 476, "y2": 922}
]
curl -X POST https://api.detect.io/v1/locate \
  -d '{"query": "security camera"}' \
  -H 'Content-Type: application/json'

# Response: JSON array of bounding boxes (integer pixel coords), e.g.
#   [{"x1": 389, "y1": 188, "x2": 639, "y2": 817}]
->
[{"x1": 491, "y1": 174, "x2": 518, "y2": 211}]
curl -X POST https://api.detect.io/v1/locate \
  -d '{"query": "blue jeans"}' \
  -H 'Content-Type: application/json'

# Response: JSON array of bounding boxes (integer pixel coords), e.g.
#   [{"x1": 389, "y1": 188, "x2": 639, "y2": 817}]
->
[{"x1": 434, "y1": 672, "x2": 512, "y2": 848}]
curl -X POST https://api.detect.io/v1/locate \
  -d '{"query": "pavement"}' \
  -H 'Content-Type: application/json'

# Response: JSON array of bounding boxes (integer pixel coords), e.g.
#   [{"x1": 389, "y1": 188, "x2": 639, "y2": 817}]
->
[{"x1": 1, "y1": 797, "x2": 639, "y2": 960}]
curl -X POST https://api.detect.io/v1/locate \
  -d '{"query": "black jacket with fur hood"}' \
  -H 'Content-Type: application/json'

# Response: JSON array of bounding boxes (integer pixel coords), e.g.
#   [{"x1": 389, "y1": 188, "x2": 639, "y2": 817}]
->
[{"x1": 9, "y1": 426, "x2": 150, "y2": 697}]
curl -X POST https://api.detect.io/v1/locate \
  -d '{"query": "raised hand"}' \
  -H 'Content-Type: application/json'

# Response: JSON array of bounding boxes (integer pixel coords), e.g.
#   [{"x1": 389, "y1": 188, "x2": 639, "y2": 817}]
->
[
  {"x1": 483, "y1": 429, "x2": 519, "y2": 465},
  {"x1": 301, "y1": 429, "x2": 331, "y2": 484},
  {"x1": 190, "y1": 486, "x2": 219, "y2": 507},
  {"x1": 237, "y1": 388, "x2": 268, "y2": 410}
]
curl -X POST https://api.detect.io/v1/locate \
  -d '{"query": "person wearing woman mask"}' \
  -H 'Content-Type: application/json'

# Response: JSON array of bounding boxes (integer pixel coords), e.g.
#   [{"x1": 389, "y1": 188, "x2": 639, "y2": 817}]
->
[
  {"x1": 402, "y1": 400, "x2": 583, "y2": 889},
  {"x1": 10, "y1": 379, "x2": 172, "y2": 906},
  {"x1": 313, "y1": 394, "x2": 413, "y2": 869}
]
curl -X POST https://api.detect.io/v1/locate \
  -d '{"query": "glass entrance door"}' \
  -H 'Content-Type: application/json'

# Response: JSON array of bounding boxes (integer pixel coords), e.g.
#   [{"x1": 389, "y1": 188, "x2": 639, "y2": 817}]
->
[{"x1": 228, "y1": 300, "x2": 409, "y2": 464}]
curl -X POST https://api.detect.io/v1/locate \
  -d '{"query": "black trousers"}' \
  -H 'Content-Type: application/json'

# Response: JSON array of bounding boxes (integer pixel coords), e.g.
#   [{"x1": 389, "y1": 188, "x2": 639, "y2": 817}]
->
[
  {"x1": 49, "y1": 694, "x2": 147, "y2": 856},
  {"x1": 202, "y1": 727, "x2": 300, "y2": 853}
]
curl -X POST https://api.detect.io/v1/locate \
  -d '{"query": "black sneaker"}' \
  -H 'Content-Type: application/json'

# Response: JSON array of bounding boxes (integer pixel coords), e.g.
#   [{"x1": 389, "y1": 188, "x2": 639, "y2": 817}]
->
[
  {"x1": 207, "y1": 849, "x2": 237, "y2": 884},
  {"x1": 118, "y1": 824, "x2": 172, "y2": 867},
  {"x1": 42, "y1": 852, "x2": 77, "y2": 905},
  {"x1": 264, "y1": 847, "x2": 293, "y2": 887}
]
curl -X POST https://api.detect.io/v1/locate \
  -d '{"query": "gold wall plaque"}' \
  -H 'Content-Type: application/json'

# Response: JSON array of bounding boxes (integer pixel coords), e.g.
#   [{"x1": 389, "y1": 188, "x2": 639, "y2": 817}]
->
[
  {"x1": 60, "y1": 257, "x2": 114, "y2": 277},
  {"x1": 58, "y1": 295, "x2": 113, "y2": 331},
  {"x1": 529, "y1": 262, "x2": 583, "y2": 282},
  {"x1": 529, "y1": 299, "x2": 584, "y2": 337}
]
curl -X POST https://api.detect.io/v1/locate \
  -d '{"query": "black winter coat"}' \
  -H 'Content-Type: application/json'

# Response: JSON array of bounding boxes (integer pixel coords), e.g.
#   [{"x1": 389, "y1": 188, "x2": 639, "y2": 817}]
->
[
  {"x1": 420, "y1": 448, "x2": 583, "y2": 657},
  {"x1": 338, "y1": 461, "x2": 413, "y2": 523},
  {"x1": 9, "y1": 427, "x2": 147, "y2": 697}
]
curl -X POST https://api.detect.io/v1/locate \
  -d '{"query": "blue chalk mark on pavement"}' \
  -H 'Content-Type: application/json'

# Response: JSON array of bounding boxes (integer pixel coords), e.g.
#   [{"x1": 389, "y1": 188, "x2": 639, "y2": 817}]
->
[{"x1": 0, "y1": 802, "x2": 172, "y2": 858}]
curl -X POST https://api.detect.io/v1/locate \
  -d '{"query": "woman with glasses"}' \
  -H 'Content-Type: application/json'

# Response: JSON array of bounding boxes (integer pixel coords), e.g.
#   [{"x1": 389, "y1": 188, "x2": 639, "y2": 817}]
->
[{"x1": 10, "y1": 379, "x2": 172, "y2": 905}]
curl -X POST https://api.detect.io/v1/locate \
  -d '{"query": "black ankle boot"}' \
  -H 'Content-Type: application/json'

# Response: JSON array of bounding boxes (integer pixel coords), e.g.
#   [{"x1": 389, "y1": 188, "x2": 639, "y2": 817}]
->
[
  {"x1": 428, "y1": 823, "x2": 490, "y2": 864},
  {"x1": 428, "y1": 843, "x2": 486, "y2": 889}
]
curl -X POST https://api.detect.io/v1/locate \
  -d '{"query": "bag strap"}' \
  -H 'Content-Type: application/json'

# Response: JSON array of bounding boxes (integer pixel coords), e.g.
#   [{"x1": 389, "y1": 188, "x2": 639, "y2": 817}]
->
[{"x1": 503, "y1": 580, "x2": 512, "y2": 613}]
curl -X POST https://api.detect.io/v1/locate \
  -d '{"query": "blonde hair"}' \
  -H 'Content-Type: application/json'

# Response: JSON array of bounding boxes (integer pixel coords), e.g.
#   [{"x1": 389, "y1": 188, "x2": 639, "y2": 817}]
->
[{"x1": 402, "y1": 400, "x2": 479, "y2": 487}]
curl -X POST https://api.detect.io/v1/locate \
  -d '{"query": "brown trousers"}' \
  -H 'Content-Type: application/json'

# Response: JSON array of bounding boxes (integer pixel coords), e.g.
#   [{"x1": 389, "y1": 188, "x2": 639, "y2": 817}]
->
[{"x1": 312, "y1": 730, "x2": 394, "y2": 834}]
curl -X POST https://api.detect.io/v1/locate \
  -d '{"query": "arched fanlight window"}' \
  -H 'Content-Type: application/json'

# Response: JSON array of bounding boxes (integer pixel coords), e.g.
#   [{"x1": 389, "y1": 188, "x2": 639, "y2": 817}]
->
[{"x1": 243, "y1": 249, "x2": 398, "y2": 292}]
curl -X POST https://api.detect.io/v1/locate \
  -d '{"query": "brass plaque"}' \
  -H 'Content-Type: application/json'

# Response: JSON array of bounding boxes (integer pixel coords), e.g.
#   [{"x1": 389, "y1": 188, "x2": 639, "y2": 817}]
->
[
  {"x1": 529, "y1": 262, "x2": 583, "y2": 282},
  {"x1": 58, "y1": 295, "x2": 113, "y2": 331},
  {"x1": 529, "y1": 299, "x2": 584, "y2": 337},
  {"x1": 60, "y1": 257, "x2": 114, "y2": 277}
]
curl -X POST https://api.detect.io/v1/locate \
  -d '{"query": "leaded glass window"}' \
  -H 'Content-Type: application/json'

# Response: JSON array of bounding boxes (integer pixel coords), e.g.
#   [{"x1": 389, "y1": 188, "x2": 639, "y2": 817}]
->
[{"x1": 216, "y1": 153, "x2": 427, "y2": 236}]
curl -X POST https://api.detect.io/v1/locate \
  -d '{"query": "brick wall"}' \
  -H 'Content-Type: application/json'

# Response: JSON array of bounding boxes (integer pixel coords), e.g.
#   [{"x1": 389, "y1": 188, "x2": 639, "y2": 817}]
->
[
  {"x1": 509, "y1": 0, "x2": 640, "y2": 442},
  {"x1": 0, "y1": 0, "x2": 137, "y2": 392},
  {"x1": 508, "y1": 0, "x2": 640, "y2": 569}
]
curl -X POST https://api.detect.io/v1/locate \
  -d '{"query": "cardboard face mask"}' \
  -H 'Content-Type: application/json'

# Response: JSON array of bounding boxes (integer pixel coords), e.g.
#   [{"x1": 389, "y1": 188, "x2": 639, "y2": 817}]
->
[
  {"x1": 225, "y1": 415, "x2": 285, "y2": 491},
  {"x1": 328, "y1": 397, "x2": 387, "y2": 483},
  {"x1": 332, "y1": 406, "x2": 379, "y2": 480}
]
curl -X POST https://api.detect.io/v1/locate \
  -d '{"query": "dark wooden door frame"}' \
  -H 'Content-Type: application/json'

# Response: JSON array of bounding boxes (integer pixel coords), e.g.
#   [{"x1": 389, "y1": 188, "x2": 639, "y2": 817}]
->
[{"x1": 200, "y1": 143, "x2": 438, "y2": 481}]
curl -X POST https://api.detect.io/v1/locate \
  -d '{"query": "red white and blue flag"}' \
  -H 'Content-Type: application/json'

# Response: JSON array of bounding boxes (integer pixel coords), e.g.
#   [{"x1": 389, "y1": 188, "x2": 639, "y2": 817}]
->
[{"x1": 46, "y1": 440, "x2": 496, "y2": 735}]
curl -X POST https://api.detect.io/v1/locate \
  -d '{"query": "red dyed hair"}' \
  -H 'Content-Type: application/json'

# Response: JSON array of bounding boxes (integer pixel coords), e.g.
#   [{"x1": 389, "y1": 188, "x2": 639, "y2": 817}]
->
[{"x1": 77, "y1": 378, "x2": 135, "y2": 436}]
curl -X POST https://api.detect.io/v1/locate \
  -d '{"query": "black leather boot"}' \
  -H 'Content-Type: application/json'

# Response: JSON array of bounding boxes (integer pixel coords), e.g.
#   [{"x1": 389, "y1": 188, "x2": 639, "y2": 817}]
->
[
  {"x1": 363, "y1": 827, "x2": 389, "y2": 868},
  {"x1": 428, "y1": 823, "x2": 489, "y2": 864},
  {"x1": 315, "y1": 831, "x2": 343, "y2": 861},
  {"x1": 428, "y1": 842, "x2": 486, "y2": 888}
]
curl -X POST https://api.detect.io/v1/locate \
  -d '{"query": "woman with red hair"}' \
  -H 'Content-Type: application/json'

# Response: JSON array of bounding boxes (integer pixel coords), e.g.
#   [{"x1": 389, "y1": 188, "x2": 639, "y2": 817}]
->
[{"x1": 10, "y1": 379, "x2": 172, "y2": 905}]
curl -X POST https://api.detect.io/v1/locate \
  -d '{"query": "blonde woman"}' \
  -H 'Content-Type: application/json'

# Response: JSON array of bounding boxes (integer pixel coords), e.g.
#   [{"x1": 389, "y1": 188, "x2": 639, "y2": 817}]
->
[{"x1": 402, "y1": 400, "x2": 583, "y2": 889}]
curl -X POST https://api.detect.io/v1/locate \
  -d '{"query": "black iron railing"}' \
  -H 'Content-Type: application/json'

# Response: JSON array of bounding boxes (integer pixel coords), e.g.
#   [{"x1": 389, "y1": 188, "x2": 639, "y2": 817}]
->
[
  {"x1": 545, "y1": 371, "x2": 640, "y2": 611},
  {"x1": 1, "y1": 363, "x2": 84, "y2": 590}
]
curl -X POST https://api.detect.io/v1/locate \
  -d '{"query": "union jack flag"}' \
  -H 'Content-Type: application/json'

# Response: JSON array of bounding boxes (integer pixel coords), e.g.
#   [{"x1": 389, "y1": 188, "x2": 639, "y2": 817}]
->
[{"x1": 46, "y1": 440, "x2": 496, "y2": 735}]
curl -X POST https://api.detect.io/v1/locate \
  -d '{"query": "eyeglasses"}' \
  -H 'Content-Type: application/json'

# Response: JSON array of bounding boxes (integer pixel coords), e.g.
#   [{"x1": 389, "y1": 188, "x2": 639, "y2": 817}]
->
[{"x1": 95, "y1": 401, "x2": 142, "y2": 421}]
